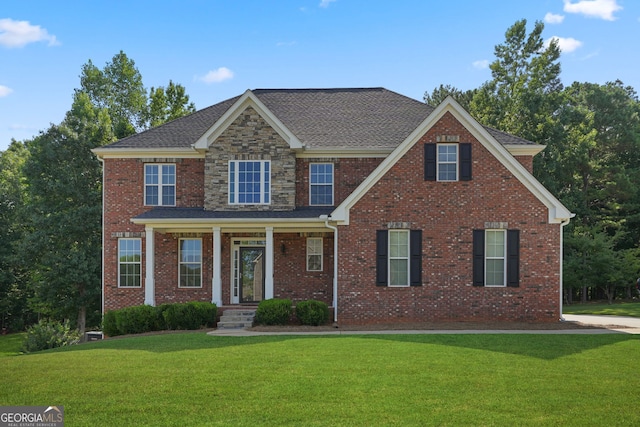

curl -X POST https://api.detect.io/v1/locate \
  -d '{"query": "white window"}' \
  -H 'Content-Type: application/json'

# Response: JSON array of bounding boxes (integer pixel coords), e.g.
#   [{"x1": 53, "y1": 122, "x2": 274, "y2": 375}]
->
[
  {"x1": 437, "y1": 144, "x2": 458, "y2": 181},
  {"x1": 389, "y1": 230, "x2": 409, "y2": 287},
  {"x1": 485, "y1": 230, "x2": 506, "y2": 287},
  {"x1": 179, "y1": 239, "x2": 202, "y2": 288},
  {"x1": 307, "y1": 238, "x2": 323, "y2": 271},
  {"x1": 310, "y1": 163, "x2": 334, "y2": 205},
  {"x1": 229, "y1": 160, "x2": 270, "y2": 205},
  {"x1": 145, "y1": 164, "x2": 176, "y2": 206},
  {"x1": 118, "y1": 238, "x2": 141, "y2": 288}
]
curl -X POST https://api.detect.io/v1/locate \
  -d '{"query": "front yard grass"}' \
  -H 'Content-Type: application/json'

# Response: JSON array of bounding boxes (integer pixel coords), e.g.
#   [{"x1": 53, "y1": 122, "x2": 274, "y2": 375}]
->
[
  {"x1": 564, "y1": 300, "x2": 640, "y2": 317},
  {"x1": 1, "y1": 331, "x2": 639, "y2": 426}
]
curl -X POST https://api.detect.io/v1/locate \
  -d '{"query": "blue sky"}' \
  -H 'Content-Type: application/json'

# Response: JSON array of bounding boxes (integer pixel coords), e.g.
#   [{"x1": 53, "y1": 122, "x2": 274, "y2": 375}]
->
[{"x1": 1, "y1": 0, "x2": 638, "y2": 151}]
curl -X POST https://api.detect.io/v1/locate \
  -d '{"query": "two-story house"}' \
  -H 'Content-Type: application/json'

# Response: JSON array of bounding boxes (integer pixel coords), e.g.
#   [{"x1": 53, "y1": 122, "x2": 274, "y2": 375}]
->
[{"x1": 93, "y1": 88, "x2": 573, "y2": 325}]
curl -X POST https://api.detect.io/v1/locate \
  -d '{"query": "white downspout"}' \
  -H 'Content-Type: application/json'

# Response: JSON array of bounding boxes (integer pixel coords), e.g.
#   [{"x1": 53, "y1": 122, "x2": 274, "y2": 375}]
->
[
  {"x1": 559, "y1": 218, "x2": 571, "y2": 321},
  {"x1": 322, "y1": 216, "x2": 339, "y2": 324}
]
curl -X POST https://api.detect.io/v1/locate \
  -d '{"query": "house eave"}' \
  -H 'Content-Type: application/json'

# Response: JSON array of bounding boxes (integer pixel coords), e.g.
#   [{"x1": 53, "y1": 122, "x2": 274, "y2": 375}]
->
[
  {"x1": 505, "y1": 144, "x2": 546, "y2": 156},
  {"x1": 91, "y1": 147, "x2": 204, "y2": 159},
  {"x1": 131, "y1": 216, "x2": 333, "y2": 233}
]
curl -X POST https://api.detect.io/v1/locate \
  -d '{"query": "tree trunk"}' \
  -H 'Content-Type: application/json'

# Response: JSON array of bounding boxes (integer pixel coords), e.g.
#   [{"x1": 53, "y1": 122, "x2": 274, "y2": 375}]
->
[
  {"x1": 581, "y1": 286, "x2": 588, "y2": 303},
  {"x1": 77, "y1": 305, "x2": 86, "y2": 341}
]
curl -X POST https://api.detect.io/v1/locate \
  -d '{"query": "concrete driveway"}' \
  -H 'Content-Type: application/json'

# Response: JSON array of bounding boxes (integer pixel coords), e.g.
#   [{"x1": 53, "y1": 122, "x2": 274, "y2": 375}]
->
[{"x1": 562, "y1": 314, "x2": 640, "y2": 334}]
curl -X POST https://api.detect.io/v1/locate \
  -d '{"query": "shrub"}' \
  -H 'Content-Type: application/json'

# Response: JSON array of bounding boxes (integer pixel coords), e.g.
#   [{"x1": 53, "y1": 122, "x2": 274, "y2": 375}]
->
[
  {"x1": 21, "y1": 319, "x2": 81, "y2": 353},
  {"x1": 162, "y1": 302, "x2": 217, "y2": 330},
  {"x1": 296, "y1": 300, "x2": 330, "y2": 326},
  {"x1": 255, "y1": 299, "x2": 292, "y2": 325},
  {"x1": 102, "y1": 310, "x2": 119, "y2": 337},
  {"x1": 115, "y1": 305, "x2": 163, "y2": 335}
]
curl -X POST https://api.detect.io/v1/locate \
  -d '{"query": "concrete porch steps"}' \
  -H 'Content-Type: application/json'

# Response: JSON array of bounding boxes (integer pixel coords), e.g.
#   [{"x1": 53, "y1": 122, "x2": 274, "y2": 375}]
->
[{"x1": 217, "y1": 309, "x2": 257, "y2": 329}]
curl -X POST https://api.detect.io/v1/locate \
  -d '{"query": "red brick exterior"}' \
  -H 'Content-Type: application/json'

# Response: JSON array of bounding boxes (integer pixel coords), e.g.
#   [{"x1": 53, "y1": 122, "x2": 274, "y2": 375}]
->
[
  {"x1": 337, "y1": 112, "x2": 560, "y2": 324},
  {"x1": 101, "y1": 110, "x2": 561, "y2": 325}
]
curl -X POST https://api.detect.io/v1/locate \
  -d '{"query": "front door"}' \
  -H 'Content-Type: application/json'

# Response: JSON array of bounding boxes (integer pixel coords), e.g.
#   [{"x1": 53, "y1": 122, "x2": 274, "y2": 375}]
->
[{"x1": 239, "y1": 247, "x2": 265, "y2": 303}]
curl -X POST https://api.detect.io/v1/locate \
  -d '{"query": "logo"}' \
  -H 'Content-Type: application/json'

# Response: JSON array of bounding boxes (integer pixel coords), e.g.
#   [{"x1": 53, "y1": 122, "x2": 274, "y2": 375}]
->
[{"x1": 0, "y1": 406, "x2": 64, "y2": 427}]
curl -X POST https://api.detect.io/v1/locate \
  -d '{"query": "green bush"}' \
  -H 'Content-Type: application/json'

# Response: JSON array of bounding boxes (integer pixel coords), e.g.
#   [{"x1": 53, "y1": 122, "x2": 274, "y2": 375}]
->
[
  {"x1": 255, "y1": 299, "x2": 292, "y2": 325},
  {"x1": 295, "y1": 300, "x2": 330, "y2": 326},
  {"x1": 115, "y1": 305, "x2": 163, "y2": 335},
  {"x1": 102, "y1": 310, "x2": 119, "y2": 337},
  {"x1": 162, "y1": 302, "x2": 217, "y2": 330},
  {"x1": 21, "y1": 319, "x2": 81, "y2": 353}
]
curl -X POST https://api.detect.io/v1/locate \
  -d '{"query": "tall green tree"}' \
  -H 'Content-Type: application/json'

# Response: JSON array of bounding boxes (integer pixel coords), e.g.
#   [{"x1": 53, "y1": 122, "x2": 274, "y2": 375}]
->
[
  {"x1": 21, "y1": 93, "x2": 113, "y2": 334},
  {"x1": 424, "y1": 84, "x2": 475, "y2": 110},
  {"x1": 0, "y1": 141, "x2": 33, "y2": 331},
  {"x1": 78, "y1": 51, "x2": 147, "y2": 139},
  {"x1": 148, "y1": 80, "x2": 196, "y2": 127}
]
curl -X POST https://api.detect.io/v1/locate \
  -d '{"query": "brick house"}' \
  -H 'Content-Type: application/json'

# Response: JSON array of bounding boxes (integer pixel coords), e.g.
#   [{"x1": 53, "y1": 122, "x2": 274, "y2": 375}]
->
[{"x1": 93, "y1": 88, "x2": 573, "y2": 325}]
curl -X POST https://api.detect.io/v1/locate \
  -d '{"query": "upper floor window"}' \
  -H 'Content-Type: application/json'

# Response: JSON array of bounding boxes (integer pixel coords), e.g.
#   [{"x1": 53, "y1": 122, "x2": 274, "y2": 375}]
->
[
  {"x1": 424, "y1": 143, "x2": 472, "y2": 182},
  {"x1": 229, "y1": 160, "x2": 270, "y2": 205},
  {"x1": 310, "y1": 163, "x2": 334, "y2": 205},
  {"x1": 437, "y1": 144, "x2": 458, "y2": 181},
  {"x1": 145, "y1": 164, "x2": 175, "y2": 206}
]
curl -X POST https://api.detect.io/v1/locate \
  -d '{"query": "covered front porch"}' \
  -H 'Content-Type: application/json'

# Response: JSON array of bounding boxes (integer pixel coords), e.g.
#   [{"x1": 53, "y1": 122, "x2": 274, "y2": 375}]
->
[{"x1": 131, "y1": 207, "x2": 337, "y2": 310}]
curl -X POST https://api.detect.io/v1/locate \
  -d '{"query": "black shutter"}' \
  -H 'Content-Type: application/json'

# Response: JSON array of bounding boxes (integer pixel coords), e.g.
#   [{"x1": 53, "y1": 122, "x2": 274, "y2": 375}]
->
[
  {"x1": 507, "y1": 230, "x2": 520, "y2": 287},
  {"x1": 460, "y1": 143, "x2": 472, "y2": 181},
  {"x1": 410, "y1": 230, "x2": 422, "y2": 286},
  {"x1": 376, "y1": 230, "x2": 388, "y2": 286},
  {"x1": 473, "y1": 230, "x2": 485, "y2": 286},
  {"x1": 424, "y1": 144, "x2": 436, "y2": 181}
]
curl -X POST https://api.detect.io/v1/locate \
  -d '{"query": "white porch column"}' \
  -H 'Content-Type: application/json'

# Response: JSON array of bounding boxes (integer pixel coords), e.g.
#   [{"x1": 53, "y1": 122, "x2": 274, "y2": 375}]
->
[
  {"x1": 144, "y1": 226, "x2": 155, "y2": 306},
  {"x1": 212, "y1": 226, "x2": 223, "y2": 306},
  {"x1": 265, "y1": 226, "x2": 274, "y2": 300}
]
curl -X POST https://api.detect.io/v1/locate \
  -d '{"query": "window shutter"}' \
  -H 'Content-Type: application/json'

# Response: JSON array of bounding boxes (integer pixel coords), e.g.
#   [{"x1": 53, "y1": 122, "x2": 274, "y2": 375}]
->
[
  {"x1": 460, "y1": 143, "x2": 472, "y2": 181},
  {"x1": 424, "y1": 144, "x2": 436, "y2": 181},
  {"x1": 410, "y1": 230, "x2": 422, "y2": 286},
  {"x1": 376, "y1": 230, "x2": 388, "y2": 286},
  {"x1": 473, "y1": 230, "x2": 485, "y2": 286},
  {"x1": 507, "y1": 230, "x2": 520, "y2": 287}
]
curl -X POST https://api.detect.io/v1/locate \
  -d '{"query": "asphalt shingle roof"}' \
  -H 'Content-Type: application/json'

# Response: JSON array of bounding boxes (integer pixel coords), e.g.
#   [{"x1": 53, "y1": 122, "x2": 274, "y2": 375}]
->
[
  {"x1": 134, "y1": 206, "x2": 335, "y2": 220},
  {"x1": 101, "y1": 88, "x2": 536, "y2": 150}
]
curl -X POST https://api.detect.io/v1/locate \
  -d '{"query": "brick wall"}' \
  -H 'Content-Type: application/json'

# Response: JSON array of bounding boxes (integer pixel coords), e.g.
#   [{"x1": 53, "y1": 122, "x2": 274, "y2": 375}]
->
[
  {"x1": 336, "y1": 112, "x2": 561, "y2": 324},
  {"x1": 296, "y1": 158, "x2": 383, "y2": 207},
  {"x1": 103, "y1": 157, "x2": 206, "y2": 312}
]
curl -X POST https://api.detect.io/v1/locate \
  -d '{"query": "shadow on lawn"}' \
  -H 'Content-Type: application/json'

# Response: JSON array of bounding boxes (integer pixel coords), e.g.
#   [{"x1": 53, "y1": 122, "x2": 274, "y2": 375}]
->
[
  {"x1": 362, "y1": 334, "x2": 639, "y2": 360},
  {"x1": 64, "y1": 331, "x2": 639, "y2": 361}
]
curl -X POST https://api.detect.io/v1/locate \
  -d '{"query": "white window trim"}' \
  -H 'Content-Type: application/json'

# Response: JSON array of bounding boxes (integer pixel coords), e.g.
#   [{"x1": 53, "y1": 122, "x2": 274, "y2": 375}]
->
[
  {"x1": 306, "y1": 237, "x2": 323, "y2": 271},
  {"x1": 178, "y1": 238, "x2": 203, "y2": 288},
  {"x1": 144, "y1": 163, "x2": 176, "y2": 206},
  {"x1": 388, "y1": 229, "x2": 410, "y2": 287},
  {"x1": 309, "y1": 163, "x2": 334, "y2": 206},
  {"x1": 118, "y1": 238, "x2": 142, "y2": 288},
  {"x1": 485, "y1": 229, "x2": 507, "y2": 287},
  {"x1": 437, "y1": 144, "x2": 458, "y2": 182},
  {"x1": 228, "y1": 160, "x2": 271, "y2": 205}
]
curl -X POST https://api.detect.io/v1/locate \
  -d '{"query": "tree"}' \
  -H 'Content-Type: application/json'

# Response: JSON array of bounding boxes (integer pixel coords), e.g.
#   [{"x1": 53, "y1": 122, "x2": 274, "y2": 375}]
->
[
  {"x1": 424, "y1": 84, "x2": 475, "y2": 110},
  {"x1": 78, "y1": 51, "x2": 147, "y2": 139},
  {"x1": 0, "y1": 141, "x2": 33, "y2": 331},
  {"x1": 21, "y1": 92, "x2": 113, "y2": 334},
  {"x1": 148, "y1": 80, "x2": 196, "y2": 127}
]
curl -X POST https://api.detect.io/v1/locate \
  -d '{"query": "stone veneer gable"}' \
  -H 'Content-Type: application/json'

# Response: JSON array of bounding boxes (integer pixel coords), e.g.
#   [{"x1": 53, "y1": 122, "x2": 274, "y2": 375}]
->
[{"x1": 204, "y1": 106, "x2": 296, "y2": 211}]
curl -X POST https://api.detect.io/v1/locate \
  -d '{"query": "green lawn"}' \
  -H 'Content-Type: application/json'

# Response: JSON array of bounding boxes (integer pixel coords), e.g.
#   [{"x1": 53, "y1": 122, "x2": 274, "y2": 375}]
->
[
  {"x1": 564, "y1": 301, "x2": 640, "y2": 317},
  {"x1": 1, "y1": 331, "x2": 639, "y2": 426}
]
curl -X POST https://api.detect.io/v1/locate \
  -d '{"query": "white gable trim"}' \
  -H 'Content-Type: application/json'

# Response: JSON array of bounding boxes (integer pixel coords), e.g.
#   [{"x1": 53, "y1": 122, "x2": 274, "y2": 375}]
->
[
  {"x1": 193, "y1": 89, "x2": 304, "y2": 150},
  {"x1": 332, "y1": 96, "x2": 573, "y2": 225}
]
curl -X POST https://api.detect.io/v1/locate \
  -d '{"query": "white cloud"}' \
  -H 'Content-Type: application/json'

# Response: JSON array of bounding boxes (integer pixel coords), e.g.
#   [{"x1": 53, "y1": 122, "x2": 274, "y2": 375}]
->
[
  {"x1": 546, "y1": 36, "x2": 583, "y2": 53},
  {"x1": 0, "y1": 85, "x2": 12, "y2": 97},
  {"x1": 544, "y1": 12, "x2": 565, "y2": 24},
  {"x1": 563, "y1": 0, "x2": 622, "y2": 21},
  {"x1": 198, "y1": 67, "x2": 234, "y2": 84},
  {"x1": 0, "y1": 18, "x2": 59, "y2": 48},
  {"x1": 319, "y1": 0, "x2": 337, "y2": 8},
  {"x1": 472, "y1": 60, "x2": 490, "y2": 70}
]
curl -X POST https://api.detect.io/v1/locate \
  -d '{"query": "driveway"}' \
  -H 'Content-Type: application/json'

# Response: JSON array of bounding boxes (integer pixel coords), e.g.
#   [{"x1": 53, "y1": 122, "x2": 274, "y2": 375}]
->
[{"x1": 562, "y1": 314, "x2": 640, "y2": 334}]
